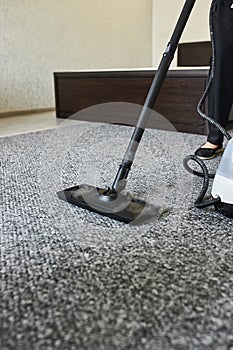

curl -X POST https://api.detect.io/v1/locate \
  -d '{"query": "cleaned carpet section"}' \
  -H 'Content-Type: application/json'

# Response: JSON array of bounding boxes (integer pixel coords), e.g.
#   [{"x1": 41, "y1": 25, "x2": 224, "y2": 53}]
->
[{"x1": 1, "y1": 121, "x2": 233, "y2": 350}]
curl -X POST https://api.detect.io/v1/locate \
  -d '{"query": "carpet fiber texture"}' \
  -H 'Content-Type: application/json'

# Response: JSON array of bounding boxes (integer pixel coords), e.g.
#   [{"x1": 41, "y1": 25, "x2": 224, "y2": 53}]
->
[{"x1": 1, "y1": 120, "x2": 233, "y2": 350}]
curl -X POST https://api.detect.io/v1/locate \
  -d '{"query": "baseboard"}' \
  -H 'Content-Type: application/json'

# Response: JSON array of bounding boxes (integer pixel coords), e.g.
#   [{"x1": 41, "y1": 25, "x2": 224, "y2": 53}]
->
[{"x1": 0, "y1": 107, "x2": 55, "y2": 118}]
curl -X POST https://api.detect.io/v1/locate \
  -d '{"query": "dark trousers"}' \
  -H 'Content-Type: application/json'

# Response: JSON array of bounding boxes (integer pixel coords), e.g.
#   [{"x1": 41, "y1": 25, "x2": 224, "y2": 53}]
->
[{"x1": 207, "y1": 0, "x2": 233, "y2": 145}]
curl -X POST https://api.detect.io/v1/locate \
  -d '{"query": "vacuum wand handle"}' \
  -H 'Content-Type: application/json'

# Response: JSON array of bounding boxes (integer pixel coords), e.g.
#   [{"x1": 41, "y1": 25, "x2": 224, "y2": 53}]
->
[{"x1": 112, "y1": 0, "x2": 196, "y2": 192}]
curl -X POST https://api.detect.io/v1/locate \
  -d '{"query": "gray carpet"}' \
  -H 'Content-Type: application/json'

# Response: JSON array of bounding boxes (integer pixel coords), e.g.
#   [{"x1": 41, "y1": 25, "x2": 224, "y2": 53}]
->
[{"x1": 1, "y1": 118, "x2": 233, "y2": 350}]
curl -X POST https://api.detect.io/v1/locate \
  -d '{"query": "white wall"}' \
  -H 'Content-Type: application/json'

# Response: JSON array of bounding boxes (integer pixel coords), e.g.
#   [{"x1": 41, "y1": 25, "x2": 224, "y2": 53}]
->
[
  {"x1": 0, "y1": 0, "x2": 213, "y2": 113},
  {"x1": 0, "y1": 0, "x2": 152, "y2": 113},
  {"x1": 152, "y1": 0, "x2": 212, "y2": 67}
]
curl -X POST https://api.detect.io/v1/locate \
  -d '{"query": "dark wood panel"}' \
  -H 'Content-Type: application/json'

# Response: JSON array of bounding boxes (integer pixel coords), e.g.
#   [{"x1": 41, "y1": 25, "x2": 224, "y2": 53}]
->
[
  {"x1": 56, "y1": 77, "x2": 152, "y2": 111},
  {"x1": 155, "y1": 77, "x2": 206, "y2": 125},
  {"x1": 177, "y1": 41, "x2": 212, "y2": 67},
  {"x1": 54, "y1": 69, "x2": 209, "y2": 134}
]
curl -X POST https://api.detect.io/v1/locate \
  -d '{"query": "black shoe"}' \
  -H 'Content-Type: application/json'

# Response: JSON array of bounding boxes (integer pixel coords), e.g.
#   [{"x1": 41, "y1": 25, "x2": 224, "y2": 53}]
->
[{"x1": 194, "y1": 144, "x2": 224, "y2": 160}]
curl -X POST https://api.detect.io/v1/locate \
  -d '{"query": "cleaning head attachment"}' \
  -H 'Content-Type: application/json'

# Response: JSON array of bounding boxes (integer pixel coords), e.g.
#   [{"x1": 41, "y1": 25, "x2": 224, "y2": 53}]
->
[{"x1": 57, "y1": 184, "x2": 163, "y2": 224}]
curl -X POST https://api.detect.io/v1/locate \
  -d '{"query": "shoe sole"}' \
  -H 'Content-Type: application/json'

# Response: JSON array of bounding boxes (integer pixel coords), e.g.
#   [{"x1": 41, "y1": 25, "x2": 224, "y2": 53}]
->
[{"x1": 196, "y1": 147, "x2": 224, "y2": 160}]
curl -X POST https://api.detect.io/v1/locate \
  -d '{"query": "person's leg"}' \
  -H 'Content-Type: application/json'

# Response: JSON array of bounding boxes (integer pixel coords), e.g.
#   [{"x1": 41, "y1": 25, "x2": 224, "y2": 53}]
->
[
  {"x1": 207, "y1": 0, "x2": 233, "y2": 146},
  {"x1": 195, "y1": 0, "x2": 233, "y2": 158}
]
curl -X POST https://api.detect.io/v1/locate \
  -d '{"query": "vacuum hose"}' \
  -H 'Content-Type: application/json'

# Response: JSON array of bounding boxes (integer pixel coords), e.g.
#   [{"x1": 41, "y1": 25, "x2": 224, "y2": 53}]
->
[
  {"x1": 184, "y1": 0, "x2": 232, "y2": 209},
  {"x1": 183, "y1": 154, "x2": 221, "y2": 208}
]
